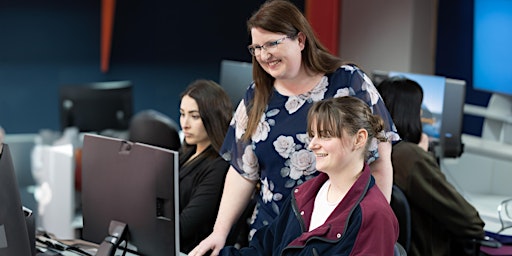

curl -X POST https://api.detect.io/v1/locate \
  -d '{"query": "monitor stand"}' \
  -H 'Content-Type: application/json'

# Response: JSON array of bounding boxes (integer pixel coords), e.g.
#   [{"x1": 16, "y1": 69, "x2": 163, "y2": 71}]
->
[
  {"x1": 481, "y1": 93, "x2": 512, "y2": 144},
  {"x1": 96, "y1": 220, "x2": 128, "y2": 256}
]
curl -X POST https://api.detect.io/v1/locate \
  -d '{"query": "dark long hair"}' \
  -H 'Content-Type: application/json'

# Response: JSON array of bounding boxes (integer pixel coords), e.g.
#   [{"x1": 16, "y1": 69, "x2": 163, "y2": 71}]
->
[
  {"x1": 179, "y1": 79, "x2": 233, "y2": 159},
  {"x1": 377, "y1": 77, "x2": 423, "y2": 144},
  {"x1": 243, "y1": 0, "x2": 344, "y2": 141}
]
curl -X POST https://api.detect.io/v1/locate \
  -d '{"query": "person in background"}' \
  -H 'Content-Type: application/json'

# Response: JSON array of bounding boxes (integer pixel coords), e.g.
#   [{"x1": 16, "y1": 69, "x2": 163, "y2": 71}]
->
[
  {"x1": 178, "y1": 79, "x2": 233, "y2": 254},
  {"x1": 220, "y1": 96, "x2": 398, "y2": 255},
  {"x1": 189, "y1": 1, "x2": 399, "y2": 255},
  {"x1": 377, "y1": 76, "x2": 485, "y2": 256}
]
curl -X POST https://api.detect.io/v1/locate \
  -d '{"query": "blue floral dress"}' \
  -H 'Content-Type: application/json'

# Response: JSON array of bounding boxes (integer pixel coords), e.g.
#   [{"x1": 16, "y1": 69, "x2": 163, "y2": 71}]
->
[{"x1": 219, "y1": 65, "x2": 399, "y2": 239}]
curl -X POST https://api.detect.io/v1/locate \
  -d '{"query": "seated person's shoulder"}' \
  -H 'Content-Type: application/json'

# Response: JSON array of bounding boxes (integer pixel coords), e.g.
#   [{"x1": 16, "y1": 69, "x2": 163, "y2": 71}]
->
[{"x1": 393, "y1": 140, "x2": 426, "y2": 156}]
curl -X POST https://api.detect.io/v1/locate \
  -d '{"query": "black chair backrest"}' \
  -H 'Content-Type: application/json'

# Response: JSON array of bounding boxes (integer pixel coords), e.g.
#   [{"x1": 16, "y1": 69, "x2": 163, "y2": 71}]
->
[
  {"x1": 390, "y1": 184, "x2": 411, "y2": 253},
  {"x1": 128, "y1": 110, "x2": 181, "y2": 151}
]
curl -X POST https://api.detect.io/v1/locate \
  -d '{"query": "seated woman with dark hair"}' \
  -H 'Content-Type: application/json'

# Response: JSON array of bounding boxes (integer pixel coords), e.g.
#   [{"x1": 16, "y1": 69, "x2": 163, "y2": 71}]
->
[
  {"x1": 377, "y1": 77, "x2": 485, "y2": 256},
  {"x1": 178, "y1": 80, "x2": 233, "y2": 254}
]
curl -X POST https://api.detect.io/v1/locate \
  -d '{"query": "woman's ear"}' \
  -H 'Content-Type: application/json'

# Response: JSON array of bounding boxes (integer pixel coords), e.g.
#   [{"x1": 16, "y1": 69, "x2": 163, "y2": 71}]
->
[
  {"x1": 354, "y1": 129, "x2": 368, "y2": 151},
  {"x1": 297, "y1": 32, "x2": 306, "y2": 50}
]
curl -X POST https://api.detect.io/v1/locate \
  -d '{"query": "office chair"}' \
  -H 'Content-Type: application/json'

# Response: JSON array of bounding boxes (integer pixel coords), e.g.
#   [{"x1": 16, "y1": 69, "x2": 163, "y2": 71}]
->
[
  {"x1": 390, "y1": 184, "x2": 411, "y2": 253},
  {"x1": 128, "y1": 109, "x2": 181, "y2": 151}
]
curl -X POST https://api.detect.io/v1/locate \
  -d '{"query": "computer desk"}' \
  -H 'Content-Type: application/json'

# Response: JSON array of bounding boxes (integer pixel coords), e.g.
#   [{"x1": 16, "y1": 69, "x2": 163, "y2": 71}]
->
[{"x1": 35, "y1": 233, "x2": 188, "y2": 256}]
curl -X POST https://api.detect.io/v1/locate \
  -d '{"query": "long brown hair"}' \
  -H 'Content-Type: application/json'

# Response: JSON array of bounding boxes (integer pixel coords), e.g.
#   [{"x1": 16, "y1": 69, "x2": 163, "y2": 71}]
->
[
  {"x1": 180, "y1": 79, "x2": 233, "y2": 155},
  {"x1": 244, "y1": 0, "x2": 343, "y2": 140}
]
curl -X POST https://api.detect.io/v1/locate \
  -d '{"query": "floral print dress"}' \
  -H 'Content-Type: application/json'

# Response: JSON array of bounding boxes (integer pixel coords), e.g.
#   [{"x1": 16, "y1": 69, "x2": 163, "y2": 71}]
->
[{"x1": 219, "y1": 65, "x2": 400, "y2": 239}]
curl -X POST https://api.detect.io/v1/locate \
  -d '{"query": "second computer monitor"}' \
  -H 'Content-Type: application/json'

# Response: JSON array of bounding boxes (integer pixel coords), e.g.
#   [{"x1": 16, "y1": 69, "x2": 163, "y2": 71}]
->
[
  {"x1": 219, "y1": 59, "x2": 253, "y2": 108},
  {"x1": 81, "y1": 134, "x2": 180, "y2": 256}
]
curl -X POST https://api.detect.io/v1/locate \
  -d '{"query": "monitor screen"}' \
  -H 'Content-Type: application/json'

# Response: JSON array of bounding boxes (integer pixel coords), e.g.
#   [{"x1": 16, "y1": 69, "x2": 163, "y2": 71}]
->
[
  {"x1": 0, "y1": 144, "x2": 33, "y2": 256},
  {"x1": 219, "y1": 59, "x2": 253, "y2": 108},
  {"x1": 373, "y1": 71, "x2": 466, "y2": 158},
  {"x1": 388, "y1": 71, "x2": 446, "y2": 140},
  {"x1": 81, "y1": 134, "x2": 180, "y2": 256},
  {"x1": 473, "y1": 0, "x2": 512, "y2": 96},
  {"x1": 59, "y1": 81, "x2": 133, "y2": 132}
]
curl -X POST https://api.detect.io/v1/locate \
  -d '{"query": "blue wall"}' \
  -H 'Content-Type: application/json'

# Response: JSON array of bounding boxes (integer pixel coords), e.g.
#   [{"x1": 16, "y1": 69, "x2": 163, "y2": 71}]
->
[
  {"x1": 1, "y1": 0, "x2": 487, "y2": 136},
  {"x1": 0, "y1": 0, "x2": 293, "y2": 133}
]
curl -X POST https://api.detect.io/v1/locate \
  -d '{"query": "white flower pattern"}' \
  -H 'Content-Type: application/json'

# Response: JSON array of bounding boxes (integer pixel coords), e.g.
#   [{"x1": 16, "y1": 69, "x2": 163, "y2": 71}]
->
[
  {"x1": 241, "y1": 145, "x2": 259, "y2": 180},
  {"x1": 334, "y1": 87, "x2": 351, "y2": 98},
  {"x1": 284, "y1": 96, "x2": 305, "y2": 114},
  {"x1": 233, "y1": 100, "x2": 248, "y2": 140},
  {"x1": 273, "y1": 136, "x2": 296, "y2": 158},
  {"x1": 361, "y1": 74, "x2": 380, "y2": 105},
  {"x1": 251, "y1": 114, "x2": 271, "y2": 143},
  {"x1": 288, "y1": 149, "x2": 316, "y2": 180}
]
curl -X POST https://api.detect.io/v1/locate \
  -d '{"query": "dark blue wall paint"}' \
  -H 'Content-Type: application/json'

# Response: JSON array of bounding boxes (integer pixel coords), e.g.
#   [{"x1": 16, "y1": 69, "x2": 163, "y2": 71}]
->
[
  {"x1": 1, "y1": 0, "x2": 487, "y2": 137},
  {"x1": 1, "y1": 0, "x2": 298, "y2": 133}
]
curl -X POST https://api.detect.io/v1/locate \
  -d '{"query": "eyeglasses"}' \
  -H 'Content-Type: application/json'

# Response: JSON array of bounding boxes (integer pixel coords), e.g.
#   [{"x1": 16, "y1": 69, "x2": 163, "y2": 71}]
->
[{"x1": 247, "y1": 36, "x2": 291, "y2": 56}]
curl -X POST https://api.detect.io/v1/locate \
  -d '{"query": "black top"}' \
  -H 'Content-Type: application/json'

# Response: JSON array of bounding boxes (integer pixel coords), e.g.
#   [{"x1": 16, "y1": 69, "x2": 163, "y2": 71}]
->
[{"x1": 178, "y1": 145, "x2": 229, "y2": 253}]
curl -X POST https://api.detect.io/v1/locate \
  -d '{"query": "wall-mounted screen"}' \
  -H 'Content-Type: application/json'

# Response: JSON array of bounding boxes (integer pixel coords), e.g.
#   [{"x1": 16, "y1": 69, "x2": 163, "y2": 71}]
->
[{"x1": 474, "y1": 0, "x2": 512, "y2": 96}]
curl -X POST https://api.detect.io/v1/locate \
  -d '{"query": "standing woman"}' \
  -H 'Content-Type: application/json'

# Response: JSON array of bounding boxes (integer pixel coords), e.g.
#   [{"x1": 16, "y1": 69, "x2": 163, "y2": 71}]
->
[
  {"x1": 178, "y1": 79, "x2": 233, "y2": 254},
  {"x1": 189, "y1": 1, "x2": 399, "y2": 255}
]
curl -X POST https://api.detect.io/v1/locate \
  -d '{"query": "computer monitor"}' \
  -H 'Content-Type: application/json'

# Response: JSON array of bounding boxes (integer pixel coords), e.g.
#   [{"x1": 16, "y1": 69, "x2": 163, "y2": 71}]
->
[
  {"x1": 219, "y1": 59, "x2": 253, "y2": 108},
  {"x1": 372, "y1": 70, "x2": 466, "y2": 158},
  {"x1": 59, "y1": 81, "x2": 133, "y2": 133},
  {"x1": 81, "y1": 134, "x2": 180, "y2": 256},
  {"x1": 441, "y1": 78, "x2": 466, "y2": 158},
  {"x1": 0, "y1": 144, "x2": 33, "y2": 256}
]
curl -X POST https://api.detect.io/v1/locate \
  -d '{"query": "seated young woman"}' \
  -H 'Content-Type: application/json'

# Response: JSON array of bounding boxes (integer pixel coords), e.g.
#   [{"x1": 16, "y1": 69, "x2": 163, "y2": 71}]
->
[
  {"x1": 220, "y1": 96, "x2": 398, "y2": 255},
  {"x1": 178, "y1": 79, "x2": 233, "y2": 253}
]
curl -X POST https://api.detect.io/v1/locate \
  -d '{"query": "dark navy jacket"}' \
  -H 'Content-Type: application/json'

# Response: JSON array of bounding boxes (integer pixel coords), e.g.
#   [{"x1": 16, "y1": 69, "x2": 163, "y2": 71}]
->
[{"x1": 221, "y1": 164, "x2": 398, "y2": 256}]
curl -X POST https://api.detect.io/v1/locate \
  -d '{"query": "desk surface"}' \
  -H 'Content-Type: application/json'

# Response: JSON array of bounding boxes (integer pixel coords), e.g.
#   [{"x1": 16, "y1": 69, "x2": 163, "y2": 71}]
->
[
  {"x1": 466, "y1": 193, "x2": 512, "y2": 236},
  {"x1": 36, "y1": 235, "x2": 188, "y2": 256}
]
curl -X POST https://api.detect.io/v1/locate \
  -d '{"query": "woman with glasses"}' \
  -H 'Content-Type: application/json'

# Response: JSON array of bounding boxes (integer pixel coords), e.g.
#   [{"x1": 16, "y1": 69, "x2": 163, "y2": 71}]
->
[{"x1": 189, "y1": 1, "x2": 398, "y2": 255}]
